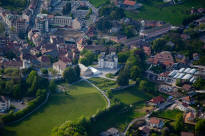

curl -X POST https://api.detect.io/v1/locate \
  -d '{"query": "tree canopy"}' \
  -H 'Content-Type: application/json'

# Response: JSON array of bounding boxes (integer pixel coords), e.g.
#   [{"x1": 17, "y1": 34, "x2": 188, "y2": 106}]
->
[{"x1": 51, "y1": 121, "x2": 87, "y2": 136}]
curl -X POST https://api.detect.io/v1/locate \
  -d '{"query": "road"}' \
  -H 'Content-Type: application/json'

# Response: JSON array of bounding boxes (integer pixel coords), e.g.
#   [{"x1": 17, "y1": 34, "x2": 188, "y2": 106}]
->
[
  {"x1": 83, "y1": 78, "x2": 111, "y2": 109},
  {"x1": 123, "y1": 117, "x2": 145, "y2": 135}
]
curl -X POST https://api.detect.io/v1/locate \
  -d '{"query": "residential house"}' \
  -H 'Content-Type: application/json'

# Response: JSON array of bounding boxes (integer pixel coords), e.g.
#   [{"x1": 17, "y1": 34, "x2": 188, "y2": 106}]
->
[
  {"x1": 182, "y1": 84, "x2": 192, "y2": 92},
  {"x1": 185, "y1": 112, "x2": 195, "y2": 122},
  {"x1": 175, "y1": 54, "x2": 187, "y2": 64},
  {"x1": 111, "y1": 35, "x2": 127, "y2": 43},
  {"x1": 143, "y1": 46, "x2": 151, "y2": 56},
  {"x1": 122, "y1": 0, "x2": 142, "y2": 10},
  {"x1": 0, "y1": 96, "x2": 10, "y2": 112},
  {"x1": 181, "y1": 96, "x2": 192, "y2": 105},
  {"x1": 181, "y1": 132, "x2": 194, "y2": 136},
  {"x1": 193, "y1": 53, "x2": 199, "y2": 61},
  {"x1": 149, "y1": 96, "x2": 165, "y2": 106},
  {"x1": 38, "y1": 56, "x2": 51, "y2": 67},
  {"x1": 100, "y1": 128, "x2": 121, "y2": 136},
  {"x1": 53, "y1": 60, "x2": 69, "y2": 74},
  {"x1": 140, "y1": 24, "x2": 172, "y2": 39},
  {"x1": 147, "y1": 51, "x2": 174, "y2": 68},
  {"x1": 138, "y1": 126, "x2": 150, "y2": 136},
  {"x1": 157, "y1": 72, "x2": 171, "y2": 82},
  {"x1": 148, "y1": 117, "x2": 164, "y2": 129},
  {"x1": 141, "y1": 20, "x2": 164, "y2": 28},
  {"x1": 176, "y1": 102, "x2": 190, "y2": 112},
  {"x1": 181, "y1": 34, "x2": 190, "y2": 40}
]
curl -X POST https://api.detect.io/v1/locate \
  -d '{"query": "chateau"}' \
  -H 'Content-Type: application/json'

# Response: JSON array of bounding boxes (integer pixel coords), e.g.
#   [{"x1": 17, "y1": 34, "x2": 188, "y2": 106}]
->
[{"x1": 98, "y1": 52, "x2": 118, "y2": 69}]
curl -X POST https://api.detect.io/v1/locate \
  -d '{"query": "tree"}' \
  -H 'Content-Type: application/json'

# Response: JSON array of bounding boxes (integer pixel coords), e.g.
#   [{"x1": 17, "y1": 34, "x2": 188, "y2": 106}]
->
[
  {"x1": 117, "y1": 70, "x2": 129, "y2": 86},
  {"x1": 130, "y1": 65, "x2": 142, "y2": 80},
  {"x1": 63, "y1": 67, "x2": 78, "y2": 84},
  {"x1": 41, "y1": 68, "x2": 48, "y2": 75},
  {"x1": 74, "y1": 65, "x2": 81, "y2": 79},
  {"x1": 151, "y1": 38, "x2": 166, "y2": 53},
  {"x1": 195, "y1": 119, "x2": 205, "y2": 136},
  {"x1": 51, "y1": 121, "x2": 87, "y2": 136},
  {"x1": 174, "y1": 114, "x2": 184, "y2": 132},
  {"x1": 193, "y1": 78, "x2": 205, "y2": 90},
  {"x1": 139, "y1": 80, "x2": 149, "y2": 91},
  {"x1": 36, "y1": 89, "x2": 47, "y2": 97},
  {"x1": 62, "y1": 2, "x2": 71, "y2": 15},
  {"x1": 49, "y1": 80, "x2": 57, "y2": 93},
  {"x1": 118, "y1": 51, "x2": 129, "y2": 63},
  {"x1": 96, "y1": 19, "x2": 112, "y2": 32},
  {"x1": 80, "y1": 50, "x2": 96, "y2": 66},
  {"x1": 26, "y1": 71, "x2": 39, "y2": 96}
]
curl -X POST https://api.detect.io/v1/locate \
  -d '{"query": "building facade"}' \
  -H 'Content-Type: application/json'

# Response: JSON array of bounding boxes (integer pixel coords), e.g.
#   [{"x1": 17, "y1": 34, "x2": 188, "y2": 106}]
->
[{"x1": 98, "y1": 52, "x2": 118, "y2": 69}]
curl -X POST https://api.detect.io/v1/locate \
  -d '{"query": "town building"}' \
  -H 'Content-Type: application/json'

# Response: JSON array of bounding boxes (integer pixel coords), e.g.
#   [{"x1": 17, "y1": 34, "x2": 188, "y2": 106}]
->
[
  {"x1": 148, "y1": 117, "x2": 164, "y2": 129},
  {"x1": 181, "y1": 132, "x2": 194, "y2": 136},
  {"x1": 35, "y1": 14, "x2": 49, "y2": 33},
  {"x1": 147, "y1": 51, "x2": 174, "y2": 68},
  {"x1": 53, "y1": 60, "x2": 70, "y2": 74},
  {"x1": 140, "y1": 24, "x2": 172, "y2": 39},
  {"x1": 100, "y1": 128, "x2": 121, "y2": 136},
  {"x1": 98, "y1": 52, "x2": 118, "y2": 69},
  {"x1": 149, "y1": 96, "x2": 165, "y2": 106},
  {"x1": 0, "y1": 96, "x2": 10, "y2": 112}
]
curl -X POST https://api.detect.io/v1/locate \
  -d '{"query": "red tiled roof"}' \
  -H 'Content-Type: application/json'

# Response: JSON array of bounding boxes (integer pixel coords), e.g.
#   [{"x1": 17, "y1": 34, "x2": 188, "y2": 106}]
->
[
  {"x1": 185, "y1": 112, "x2": 195, "y2": 120},
  {"x1": 182, "y1": 96, "x2": 191, "y2": 102},
  {"x1": 149, "y1": 117, "x2": 162, "y2": 125},
  {"x1": 150, "y1": 96, "x2": 165, "y2": 104},
  {"x1": 124, "y1": 0, "x2": 136, "y2": 6},
  {"x1": 182, "y1": 84, "x2": 192, "y2": 91},
  {"x1": 181, "y1": 132, "x2": 194, "y2": 136}
]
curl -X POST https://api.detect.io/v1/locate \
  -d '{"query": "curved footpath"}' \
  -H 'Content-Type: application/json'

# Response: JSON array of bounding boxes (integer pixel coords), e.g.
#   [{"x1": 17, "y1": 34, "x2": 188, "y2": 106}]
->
[
  {"x1": 83, "y1": 78, "x2": 111, "y2": 109},
  {"x1": 123, "y1": 117, "x2": 145, "y2": 135}
]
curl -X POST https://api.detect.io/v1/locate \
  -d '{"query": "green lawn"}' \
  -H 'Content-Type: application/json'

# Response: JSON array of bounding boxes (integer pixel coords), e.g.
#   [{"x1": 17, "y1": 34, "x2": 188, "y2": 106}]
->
[
  {"x1": 153, "y1": 109, "x2": 183, "y2": 120},
  {"x1": 126, "y1": 0, "x2": 205, "y2": 25},
  {"x1": 86, "y1": 86, "x2": 155, "y2": 135},
  {"x1": 88, "y1": 77, "x2": 118, "y2": 92},
  {"x1": 2, "y1": 81, "x2": 106, "y2": 136},
  {"x1": 89, "y1": 0, "x2": 109, "y2": 8},
  {"x1": 87, "y1": 104, "x2": 146, "y2": 136},
  {"x1": 112, "y1": 86, "x2": 153, "y2": 105}
]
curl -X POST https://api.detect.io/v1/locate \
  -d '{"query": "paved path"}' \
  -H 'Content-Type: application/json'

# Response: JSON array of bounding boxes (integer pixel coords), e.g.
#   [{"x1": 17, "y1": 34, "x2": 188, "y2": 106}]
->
[
  {"x1": 83, "y1": 78, "x2": 111, "y2": 108},
  {"x1": 123, "y1": 117, "x2": 145, "y2": 135}
]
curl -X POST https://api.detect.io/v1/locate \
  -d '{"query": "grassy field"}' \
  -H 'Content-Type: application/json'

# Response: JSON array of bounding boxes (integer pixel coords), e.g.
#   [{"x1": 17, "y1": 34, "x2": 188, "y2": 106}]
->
[
  {"x1": 153, "y1": 109, "x2": 183, "y2": 120},
  {"x1": 2, "y1": 81, "x2": 106, "y2": 136},
  {"x1": 112, "y1": 86, "x2": 153, "y2": 105},
  {"x1": 126, "y1": 0, "x2": 205, "y2": 25},
  {"x1": 89, "y1": 0, "x2": 109, "y2": 8},
  {"x1": 88, "y1": 77, "x2": 118, "y2": 92},
  {"x1": 87, "y1": 86, "x2": 155, "y2": 135},
  {"x1": 87, "y1": 104, "x2": 146, "y2": 136}
]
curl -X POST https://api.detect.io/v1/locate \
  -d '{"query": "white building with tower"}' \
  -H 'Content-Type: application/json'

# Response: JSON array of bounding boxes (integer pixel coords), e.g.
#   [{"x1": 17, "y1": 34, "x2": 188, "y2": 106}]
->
[{"x1": 98, "y1": 52, "x2": 118, "y2": 69}]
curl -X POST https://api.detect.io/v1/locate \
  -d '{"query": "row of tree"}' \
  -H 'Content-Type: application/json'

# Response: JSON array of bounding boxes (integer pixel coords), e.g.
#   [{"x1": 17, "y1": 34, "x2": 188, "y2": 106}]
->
[
  {"x1": 63, "y1": 65, "x2": 81, "y2": 84},
  {"x1": 117, "y1": 49, "x2": 147, "y2": 86},
  {"x1": 0, "y1": 70, "x2": 56, "y2": 99}
]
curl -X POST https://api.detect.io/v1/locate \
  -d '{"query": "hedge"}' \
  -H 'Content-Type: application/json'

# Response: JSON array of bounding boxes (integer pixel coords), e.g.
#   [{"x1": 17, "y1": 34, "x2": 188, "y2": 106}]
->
[{"x1": 2, "y1": 94, "x2": 46, "y2": 124}]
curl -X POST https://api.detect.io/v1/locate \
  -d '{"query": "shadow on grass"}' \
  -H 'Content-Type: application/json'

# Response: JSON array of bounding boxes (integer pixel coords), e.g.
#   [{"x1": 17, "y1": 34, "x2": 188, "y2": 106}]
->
[
  {"x1": 1, "y1": 128, "x2": 17, "y2": 136},
  {"x1": 7, "y1": 93, "x2": 74, "y2": 127},
  {"x1": 87, "y1": 105, "x2": 136, "y2": 136}
]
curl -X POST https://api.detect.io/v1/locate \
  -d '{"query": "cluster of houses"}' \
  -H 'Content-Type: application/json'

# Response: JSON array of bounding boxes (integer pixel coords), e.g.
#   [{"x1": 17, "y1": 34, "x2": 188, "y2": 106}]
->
[{"x1": 0, "y1": 96, "x2": 10, "y2": 113}]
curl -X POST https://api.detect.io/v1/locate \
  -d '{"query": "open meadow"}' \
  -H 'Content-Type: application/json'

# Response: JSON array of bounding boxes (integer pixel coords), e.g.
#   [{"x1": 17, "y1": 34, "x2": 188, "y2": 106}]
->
[{"x1": 2, "y1": 81, "x2": 106, "y2": 136}]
